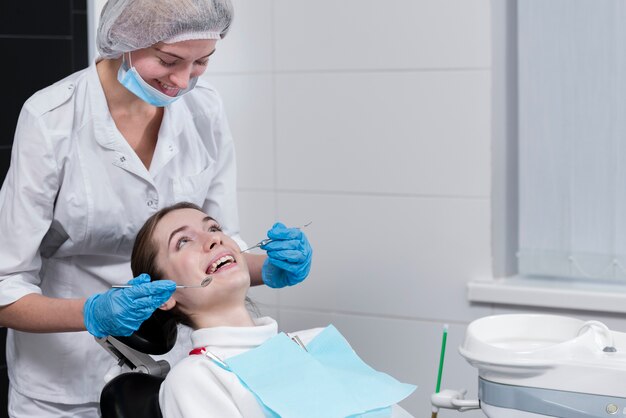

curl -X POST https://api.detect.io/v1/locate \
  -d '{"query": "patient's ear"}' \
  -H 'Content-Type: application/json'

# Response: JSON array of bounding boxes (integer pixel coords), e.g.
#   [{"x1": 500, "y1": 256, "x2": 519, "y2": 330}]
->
[{"x1": 158, "y1": 297, "x2": 177, "y2": 311}]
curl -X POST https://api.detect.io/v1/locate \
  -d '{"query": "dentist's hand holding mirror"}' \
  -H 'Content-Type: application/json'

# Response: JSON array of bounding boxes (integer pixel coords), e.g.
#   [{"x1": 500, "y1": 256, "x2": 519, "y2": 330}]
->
[{"x1": 84, "y1": 274, "x2": 176, "y2": 338}]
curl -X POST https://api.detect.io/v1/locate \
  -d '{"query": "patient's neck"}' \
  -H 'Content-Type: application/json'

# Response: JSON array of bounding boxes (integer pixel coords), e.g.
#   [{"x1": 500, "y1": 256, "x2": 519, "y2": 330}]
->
[{"x1": 192, "y1": 304, "x2": 255, "y2": 329}]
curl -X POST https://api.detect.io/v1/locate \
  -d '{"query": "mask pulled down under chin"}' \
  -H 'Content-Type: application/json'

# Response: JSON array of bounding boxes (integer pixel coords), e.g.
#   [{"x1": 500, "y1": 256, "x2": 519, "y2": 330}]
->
[{"x1": 116, "y1": 57, "x2": 198, "y2": 107}]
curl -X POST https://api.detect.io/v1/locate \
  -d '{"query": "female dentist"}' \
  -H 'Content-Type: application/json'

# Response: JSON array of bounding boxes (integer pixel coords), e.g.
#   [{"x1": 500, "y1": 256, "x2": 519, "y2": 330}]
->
[{"x1": 0, "y1": 0, "x2": 312, "y2": 416}]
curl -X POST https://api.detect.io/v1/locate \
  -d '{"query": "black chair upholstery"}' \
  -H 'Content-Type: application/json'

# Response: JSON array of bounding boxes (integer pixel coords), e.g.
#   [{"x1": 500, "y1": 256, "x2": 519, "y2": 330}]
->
[
  {"x1": 116, "y1": 309, "x2": 178, "y2": 356},
  {"x1": 99, "y1": 310, "x2": 177, "y2": 418},
  {"x1": 100, "y1": 373, "x2": 165, "y2": 418}
]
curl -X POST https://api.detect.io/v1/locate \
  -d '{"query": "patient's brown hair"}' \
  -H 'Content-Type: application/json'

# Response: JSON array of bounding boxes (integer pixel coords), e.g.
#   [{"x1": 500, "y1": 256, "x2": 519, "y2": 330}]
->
[{"x1": 131, "y1": 201, "x2": 203, "y2": 281}]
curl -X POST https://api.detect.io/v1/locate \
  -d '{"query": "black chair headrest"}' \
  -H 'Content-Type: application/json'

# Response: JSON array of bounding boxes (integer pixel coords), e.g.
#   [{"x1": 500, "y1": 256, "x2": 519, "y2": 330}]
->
[{"x1": 115, "y1": 309, "x2": 178, "y2": 355}]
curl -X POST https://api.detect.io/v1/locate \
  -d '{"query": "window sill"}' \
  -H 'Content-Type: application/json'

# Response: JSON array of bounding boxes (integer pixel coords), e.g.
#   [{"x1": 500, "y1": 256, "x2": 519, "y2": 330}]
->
[{"x1": 467, "y1": 276, "x2": 626, "y2": 314}]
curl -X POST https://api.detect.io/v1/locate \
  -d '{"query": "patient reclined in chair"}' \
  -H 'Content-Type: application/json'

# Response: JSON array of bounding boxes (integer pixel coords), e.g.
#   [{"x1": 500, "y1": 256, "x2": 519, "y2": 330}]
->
[{"x1": 98, "y1": 202, "x2": 416, "y2": 417}]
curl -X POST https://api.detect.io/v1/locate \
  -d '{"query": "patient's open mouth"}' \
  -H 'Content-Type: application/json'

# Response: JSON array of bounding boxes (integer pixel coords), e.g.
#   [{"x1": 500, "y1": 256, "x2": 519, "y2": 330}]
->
[{"x1": 207, "y1": 255, "x2": 235, "y2": 274}]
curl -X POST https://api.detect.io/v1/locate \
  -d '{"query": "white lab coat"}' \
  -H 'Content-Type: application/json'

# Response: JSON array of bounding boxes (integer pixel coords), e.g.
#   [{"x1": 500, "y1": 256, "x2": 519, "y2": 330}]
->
[
  {"x1": 160, "y1": 318, "x2": 415, "y2": 418},
  {"x1": 0, "y1": 59, "x2": 245, "y2": 404}
]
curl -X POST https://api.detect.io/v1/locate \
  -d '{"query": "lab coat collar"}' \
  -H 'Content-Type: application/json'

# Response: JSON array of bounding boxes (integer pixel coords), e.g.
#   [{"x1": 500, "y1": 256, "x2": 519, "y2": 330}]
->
[
  {"x1": 148, "y1": 108, "x2": 179, "y2": 176},
  {"x1": 88, "y1": 61, "x2": 121, "y2": 150},
  {"x1": 86, "y1": 60, "x2": 182, "y2": 181}
]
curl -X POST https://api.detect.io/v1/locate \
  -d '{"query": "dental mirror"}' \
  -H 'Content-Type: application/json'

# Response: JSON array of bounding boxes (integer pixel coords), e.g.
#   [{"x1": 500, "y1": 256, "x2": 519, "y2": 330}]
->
[{"x1": 112, "y1": 275, "x2": 213, "y2": 289}]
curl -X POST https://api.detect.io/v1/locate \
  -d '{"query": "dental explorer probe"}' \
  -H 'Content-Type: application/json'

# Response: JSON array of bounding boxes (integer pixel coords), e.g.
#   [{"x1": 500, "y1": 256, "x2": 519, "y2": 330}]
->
[
  {"x1": 240, "y1": 221, "x2": 312, "y2": 253},
  {"x1": 112, "y1": 276, "x2": 213, "y2": 289}
]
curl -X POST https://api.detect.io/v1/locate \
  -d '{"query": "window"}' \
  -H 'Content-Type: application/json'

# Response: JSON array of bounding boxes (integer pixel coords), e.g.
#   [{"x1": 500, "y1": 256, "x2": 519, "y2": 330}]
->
[{"x1": 469, "y1": 0, "x2": 626, "y2": 313}]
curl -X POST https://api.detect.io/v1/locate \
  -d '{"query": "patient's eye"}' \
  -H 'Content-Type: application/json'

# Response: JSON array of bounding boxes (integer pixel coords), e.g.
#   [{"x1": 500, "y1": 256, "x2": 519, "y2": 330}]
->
[
  {"x1": 176, "y1": 236, "x2": 191, "y2": 250},
  {"x1": 206, "y1": 220, "x2": 222, "y2": 233}
]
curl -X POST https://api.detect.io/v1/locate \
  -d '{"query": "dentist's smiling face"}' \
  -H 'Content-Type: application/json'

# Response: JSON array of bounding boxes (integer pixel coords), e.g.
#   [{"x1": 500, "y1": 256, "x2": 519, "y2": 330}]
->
[
  {"x1": 128, "y1": 38, "x2": 217, "y2": 97},
  {"x1": 152, "y1": 208, "x2": 250, "y2": 320}
]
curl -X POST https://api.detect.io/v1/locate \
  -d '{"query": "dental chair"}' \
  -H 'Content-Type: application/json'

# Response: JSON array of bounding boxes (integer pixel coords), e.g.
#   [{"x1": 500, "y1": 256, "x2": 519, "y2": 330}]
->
[{"x1": 97, "y1": 309, "x2": 178, "y2": 418}]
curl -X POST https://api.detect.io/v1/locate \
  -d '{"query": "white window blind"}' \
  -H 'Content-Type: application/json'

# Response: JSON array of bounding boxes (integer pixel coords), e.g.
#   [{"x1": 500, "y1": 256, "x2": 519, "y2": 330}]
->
[{"x1": 518, "y1": 0, "x2": 626, "y2": 282}]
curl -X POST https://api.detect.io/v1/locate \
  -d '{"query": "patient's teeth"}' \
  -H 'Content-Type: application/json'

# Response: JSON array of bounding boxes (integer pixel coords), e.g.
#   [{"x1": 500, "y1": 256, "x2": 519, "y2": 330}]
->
[{"x1": 208, "y1": 255, "x2": 235, "y2": 274}]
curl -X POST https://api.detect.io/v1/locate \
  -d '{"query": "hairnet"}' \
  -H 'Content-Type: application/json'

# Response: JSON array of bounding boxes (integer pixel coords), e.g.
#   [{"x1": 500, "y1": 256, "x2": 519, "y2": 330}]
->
[{"x1": 97, "y1": 0, "x2": 234, "y2": 59}]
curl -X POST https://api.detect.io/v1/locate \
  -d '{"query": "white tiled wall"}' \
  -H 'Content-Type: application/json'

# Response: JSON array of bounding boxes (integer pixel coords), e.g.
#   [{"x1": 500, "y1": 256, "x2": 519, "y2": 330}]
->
[{"x1": 205, "y1": 1, "x2": 492, "y2": 416}]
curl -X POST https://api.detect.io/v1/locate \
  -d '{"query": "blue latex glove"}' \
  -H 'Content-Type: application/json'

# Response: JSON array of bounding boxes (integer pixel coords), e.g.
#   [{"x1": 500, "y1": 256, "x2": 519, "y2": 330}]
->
[
  {"x1": 83, "y1": 274, "x2": 176, "y2": 338},
  {"x1": 261, "y1": 222, "x2": 313, "y2": 288}
]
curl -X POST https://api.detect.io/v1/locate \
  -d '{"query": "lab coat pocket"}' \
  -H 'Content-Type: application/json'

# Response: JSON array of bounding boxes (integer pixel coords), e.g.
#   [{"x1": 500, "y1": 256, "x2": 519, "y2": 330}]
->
[{"x1": 172, "y1": 165, "x2": 215, "y2": 206}]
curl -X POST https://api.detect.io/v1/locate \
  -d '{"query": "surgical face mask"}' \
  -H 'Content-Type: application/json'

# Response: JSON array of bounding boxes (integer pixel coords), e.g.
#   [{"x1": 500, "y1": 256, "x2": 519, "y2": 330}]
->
[{"x1": 117, "y1": 53, "x2": 198, "y2": 107}]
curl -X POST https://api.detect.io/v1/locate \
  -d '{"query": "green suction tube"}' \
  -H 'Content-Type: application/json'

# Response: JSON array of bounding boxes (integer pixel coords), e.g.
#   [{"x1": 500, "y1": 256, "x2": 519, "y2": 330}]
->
[{"x1": 431, "y1": 324, "x2": 448, "y2": 418}]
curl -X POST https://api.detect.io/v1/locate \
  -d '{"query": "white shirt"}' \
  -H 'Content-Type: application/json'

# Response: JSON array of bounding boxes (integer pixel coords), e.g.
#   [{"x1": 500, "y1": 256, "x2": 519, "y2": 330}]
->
[
  {"x1": 160, "y1": 318, "x2": 415, "y2": 418},
  {"x1": 0, "y1": 60, "x2": 244, "y2": 404}
]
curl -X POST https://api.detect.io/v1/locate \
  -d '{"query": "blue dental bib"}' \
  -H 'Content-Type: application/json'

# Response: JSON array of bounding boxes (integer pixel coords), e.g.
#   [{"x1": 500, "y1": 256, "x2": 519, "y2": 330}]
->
[{"x1": 208, "y1": 325, "x2": 416, "y2": 418}]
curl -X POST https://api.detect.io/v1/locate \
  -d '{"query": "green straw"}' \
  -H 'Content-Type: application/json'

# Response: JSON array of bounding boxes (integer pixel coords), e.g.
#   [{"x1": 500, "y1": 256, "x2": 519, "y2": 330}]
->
[{"x1": 435, "y1": 324, "x2": 448, "y2": 393}]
